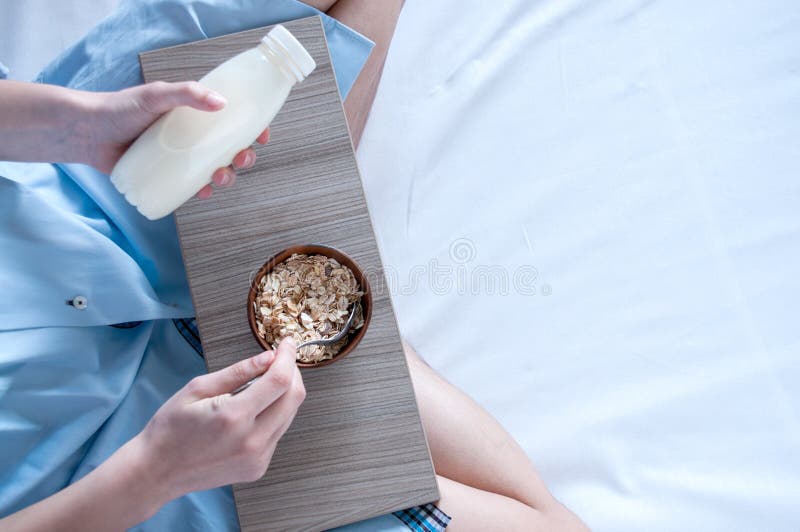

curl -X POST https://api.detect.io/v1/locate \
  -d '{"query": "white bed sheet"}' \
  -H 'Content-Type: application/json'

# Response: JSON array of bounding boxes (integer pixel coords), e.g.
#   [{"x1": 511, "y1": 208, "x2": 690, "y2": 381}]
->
[
  {"x1": 2, "y1": 0, "x2": 799, "y2": 530},
  {"x1": 357, "y1": 1, "x2": 800, "y2": 530}
]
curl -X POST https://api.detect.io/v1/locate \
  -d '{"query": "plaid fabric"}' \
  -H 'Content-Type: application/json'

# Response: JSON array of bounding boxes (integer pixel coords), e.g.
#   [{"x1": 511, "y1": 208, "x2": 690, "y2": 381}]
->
[
  {"x1": 173, "y1": 317, "x2": 204, "y2": 357},
  {"x1": 393, "y1": 503, "x2": 451, "y2": 532}
]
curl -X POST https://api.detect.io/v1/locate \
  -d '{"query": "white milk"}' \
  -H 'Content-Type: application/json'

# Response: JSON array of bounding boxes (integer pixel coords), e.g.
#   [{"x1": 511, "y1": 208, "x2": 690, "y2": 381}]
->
[{"x1": 111, "y1": 25, "x2": 316, "y2": 220}]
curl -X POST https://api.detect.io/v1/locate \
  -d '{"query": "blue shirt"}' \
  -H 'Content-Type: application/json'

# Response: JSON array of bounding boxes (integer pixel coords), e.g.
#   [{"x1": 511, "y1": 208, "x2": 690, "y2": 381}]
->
[{"x1": 0, "y1": 1, "x2": 408, "y2": 530}]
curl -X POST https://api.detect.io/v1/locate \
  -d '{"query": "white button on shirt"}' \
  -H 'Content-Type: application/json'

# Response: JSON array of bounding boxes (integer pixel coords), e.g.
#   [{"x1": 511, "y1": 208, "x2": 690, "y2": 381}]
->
[{"x1": 70, "y1": 296, "x2": 88, "y2": 310}]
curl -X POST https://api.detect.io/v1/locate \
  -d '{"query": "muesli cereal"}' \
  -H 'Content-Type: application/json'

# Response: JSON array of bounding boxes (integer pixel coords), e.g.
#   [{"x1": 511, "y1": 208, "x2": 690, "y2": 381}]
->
[{"x1": 253, "y1": 253, "x2": 364, "y2": 363}]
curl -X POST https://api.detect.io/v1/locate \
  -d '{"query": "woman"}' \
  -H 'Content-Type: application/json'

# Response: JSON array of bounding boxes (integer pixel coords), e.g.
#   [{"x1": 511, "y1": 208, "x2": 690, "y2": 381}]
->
[{"x1": 0, "y1": 1, "x2": 586, "y2": 530}]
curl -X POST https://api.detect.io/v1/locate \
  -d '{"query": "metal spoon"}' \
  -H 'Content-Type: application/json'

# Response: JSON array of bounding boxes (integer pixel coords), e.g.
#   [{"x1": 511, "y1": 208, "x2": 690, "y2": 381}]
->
[{"x1": 230, "y1": 305, "x2": 358, "y2": 395}]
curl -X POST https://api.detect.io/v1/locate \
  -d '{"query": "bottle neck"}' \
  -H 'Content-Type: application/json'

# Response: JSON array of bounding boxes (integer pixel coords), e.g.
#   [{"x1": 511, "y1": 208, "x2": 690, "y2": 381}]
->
[{"x1": 258, "y1": 37, "x2": 306, "y2": 84}]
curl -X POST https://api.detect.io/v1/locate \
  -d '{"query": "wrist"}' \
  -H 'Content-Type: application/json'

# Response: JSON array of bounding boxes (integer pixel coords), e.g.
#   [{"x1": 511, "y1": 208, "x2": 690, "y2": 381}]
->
[
  {"x1": 35, "y1": 84, "x2": 101, "y2": 166},
  {"x1": 0, "y1": 81, "x2": 99, "y2": 165},
  {"x1": 63, "y1": 88, "x2": 104, "y2": 166},
  {"x1": 100, "y1": 434, "x2": 176, "y2": 525}
]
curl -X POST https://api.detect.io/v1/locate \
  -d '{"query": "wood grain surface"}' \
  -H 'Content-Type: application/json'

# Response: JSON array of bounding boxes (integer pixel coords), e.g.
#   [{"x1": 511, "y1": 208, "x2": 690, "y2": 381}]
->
[{"x1": 139, "y1": 17, "x2": 438, "y2": 532}]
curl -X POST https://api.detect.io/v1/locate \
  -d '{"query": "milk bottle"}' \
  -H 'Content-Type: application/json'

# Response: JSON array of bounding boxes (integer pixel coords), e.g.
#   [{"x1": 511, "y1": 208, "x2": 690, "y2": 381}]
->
[{"x1": 111, "y1": 25, "x2": 315, "y2": 220}]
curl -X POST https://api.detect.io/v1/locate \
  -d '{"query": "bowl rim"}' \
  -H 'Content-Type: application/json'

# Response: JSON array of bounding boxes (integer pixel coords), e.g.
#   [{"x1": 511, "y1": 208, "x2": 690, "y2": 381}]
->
[{"x1": 246, "y1": 244, "x2": 373, "y2": 368}]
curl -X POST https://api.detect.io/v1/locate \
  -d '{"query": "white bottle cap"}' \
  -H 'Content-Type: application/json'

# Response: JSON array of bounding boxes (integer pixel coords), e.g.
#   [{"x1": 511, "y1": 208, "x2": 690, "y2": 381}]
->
[{"x1": 263, "y1": 25, "x2": 316, "y2": 81}]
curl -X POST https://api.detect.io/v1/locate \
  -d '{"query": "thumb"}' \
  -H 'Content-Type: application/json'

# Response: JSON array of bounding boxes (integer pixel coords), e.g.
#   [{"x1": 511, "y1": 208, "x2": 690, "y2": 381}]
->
[
  {"x1": 135, "y1": 81, "x2": 227, "y2": 115},
  {"x1": 185, "y1": 350, "x2": 275, "y2": 399}
]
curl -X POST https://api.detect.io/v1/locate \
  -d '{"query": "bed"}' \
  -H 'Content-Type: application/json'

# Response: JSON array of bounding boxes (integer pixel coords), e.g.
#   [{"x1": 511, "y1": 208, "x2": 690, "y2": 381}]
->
[{"x1": 2, "y1": 0, "x2": 799, "y2": 530}]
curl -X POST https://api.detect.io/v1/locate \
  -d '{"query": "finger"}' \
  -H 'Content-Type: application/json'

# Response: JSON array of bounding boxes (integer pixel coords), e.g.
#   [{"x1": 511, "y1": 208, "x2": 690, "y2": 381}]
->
[
  {"x1": 256, "y1": 128, "x2": 270, "y2": 145},
  {"x1": 254, "y1": 367, "x2": 306, "y2": 436},
  {"x1": 196, "y1": 184, "x2": 214, "y2": 199},
  {"x1": 184, "y1": 350, "x2": 275, "y2": 399},
  {"x1": 232, "y1": 148, "x2": 256, "y2": 170},
  {"x1": 232, "y1": 337, "x2": 298, "y2": 416},
  {"x1": 212, "y1": 166, "x2": 236, "y2": 187},
  {"x1": 136, "y1": 80, "x2": 227, "y2": 115}
]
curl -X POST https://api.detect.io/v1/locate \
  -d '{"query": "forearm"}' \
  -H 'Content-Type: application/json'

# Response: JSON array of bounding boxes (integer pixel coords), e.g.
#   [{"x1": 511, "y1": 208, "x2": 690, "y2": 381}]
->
[
  {"x1": 0, "y1": 436, "x2": 169, "y2": 531},
  {"x1": 0, "y1": 80, "x2": 96, "y2": 165}
]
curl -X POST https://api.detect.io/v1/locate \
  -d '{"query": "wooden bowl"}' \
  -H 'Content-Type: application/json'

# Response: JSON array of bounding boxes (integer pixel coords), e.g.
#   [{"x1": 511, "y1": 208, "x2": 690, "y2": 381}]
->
[{"x1": 247, "y1": 244, "x2": 372, "y2": 368}]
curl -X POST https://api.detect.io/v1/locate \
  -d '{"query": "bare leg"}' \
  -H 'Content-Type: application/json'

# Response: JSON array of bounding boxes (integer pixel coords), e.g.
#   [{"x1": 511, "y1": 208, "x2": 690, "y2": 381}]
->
[
  {"x1": 324, "y1": 0, "x2": 404, "y2": 148},
  {"x1": 405, "y1": 343, "x2": 588, "y2": 531},
  {"x1": 437, "y1": 476, "x2": 585, "y2": 532}
]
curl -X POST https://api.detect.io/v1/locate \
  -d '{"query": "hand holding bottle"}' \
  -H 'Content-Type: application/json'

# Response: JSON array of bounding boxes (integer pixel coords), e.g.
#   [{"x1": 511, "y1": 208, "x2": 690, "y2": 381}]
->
[
  {"x1": 0, "y1": 78, "x2": 266, "y2": 200},
  {"x1": 0, "y1": 25, "x2": 313, "y2": 217},
  {"x1": 84, "y1": 80, "x2": 270, "y2": 199}
]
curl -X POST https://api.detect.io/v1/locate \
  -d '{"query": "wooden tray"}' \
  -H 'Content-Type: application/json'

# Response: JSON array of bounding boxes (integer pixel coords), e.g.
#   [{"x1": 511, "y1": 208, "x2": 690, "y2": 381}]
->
[{"x1": 139, "y1": 16, "x2": 438, "y2": 532}]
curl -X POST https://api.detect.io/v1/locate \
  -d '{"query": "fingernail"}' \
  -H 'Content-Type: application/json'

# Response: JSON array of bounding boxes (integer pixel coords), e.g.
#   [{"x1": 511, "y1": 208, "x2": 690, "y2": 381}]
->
[
  {"x1": 206, "y1": 91, "x2": 227, "y2": 107},
  {"x1": 245, "y1": 152, "x2": 255, "y2": 167},
  {"x1": 218, "y1": 171, "x2": 231, "y2": 186},
  {"x1": 283, "y1": 336, "x2": 297, "y2": 349},
  {"x1": 257, "y1": 351, "x2": 275, "y2": 367}
]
